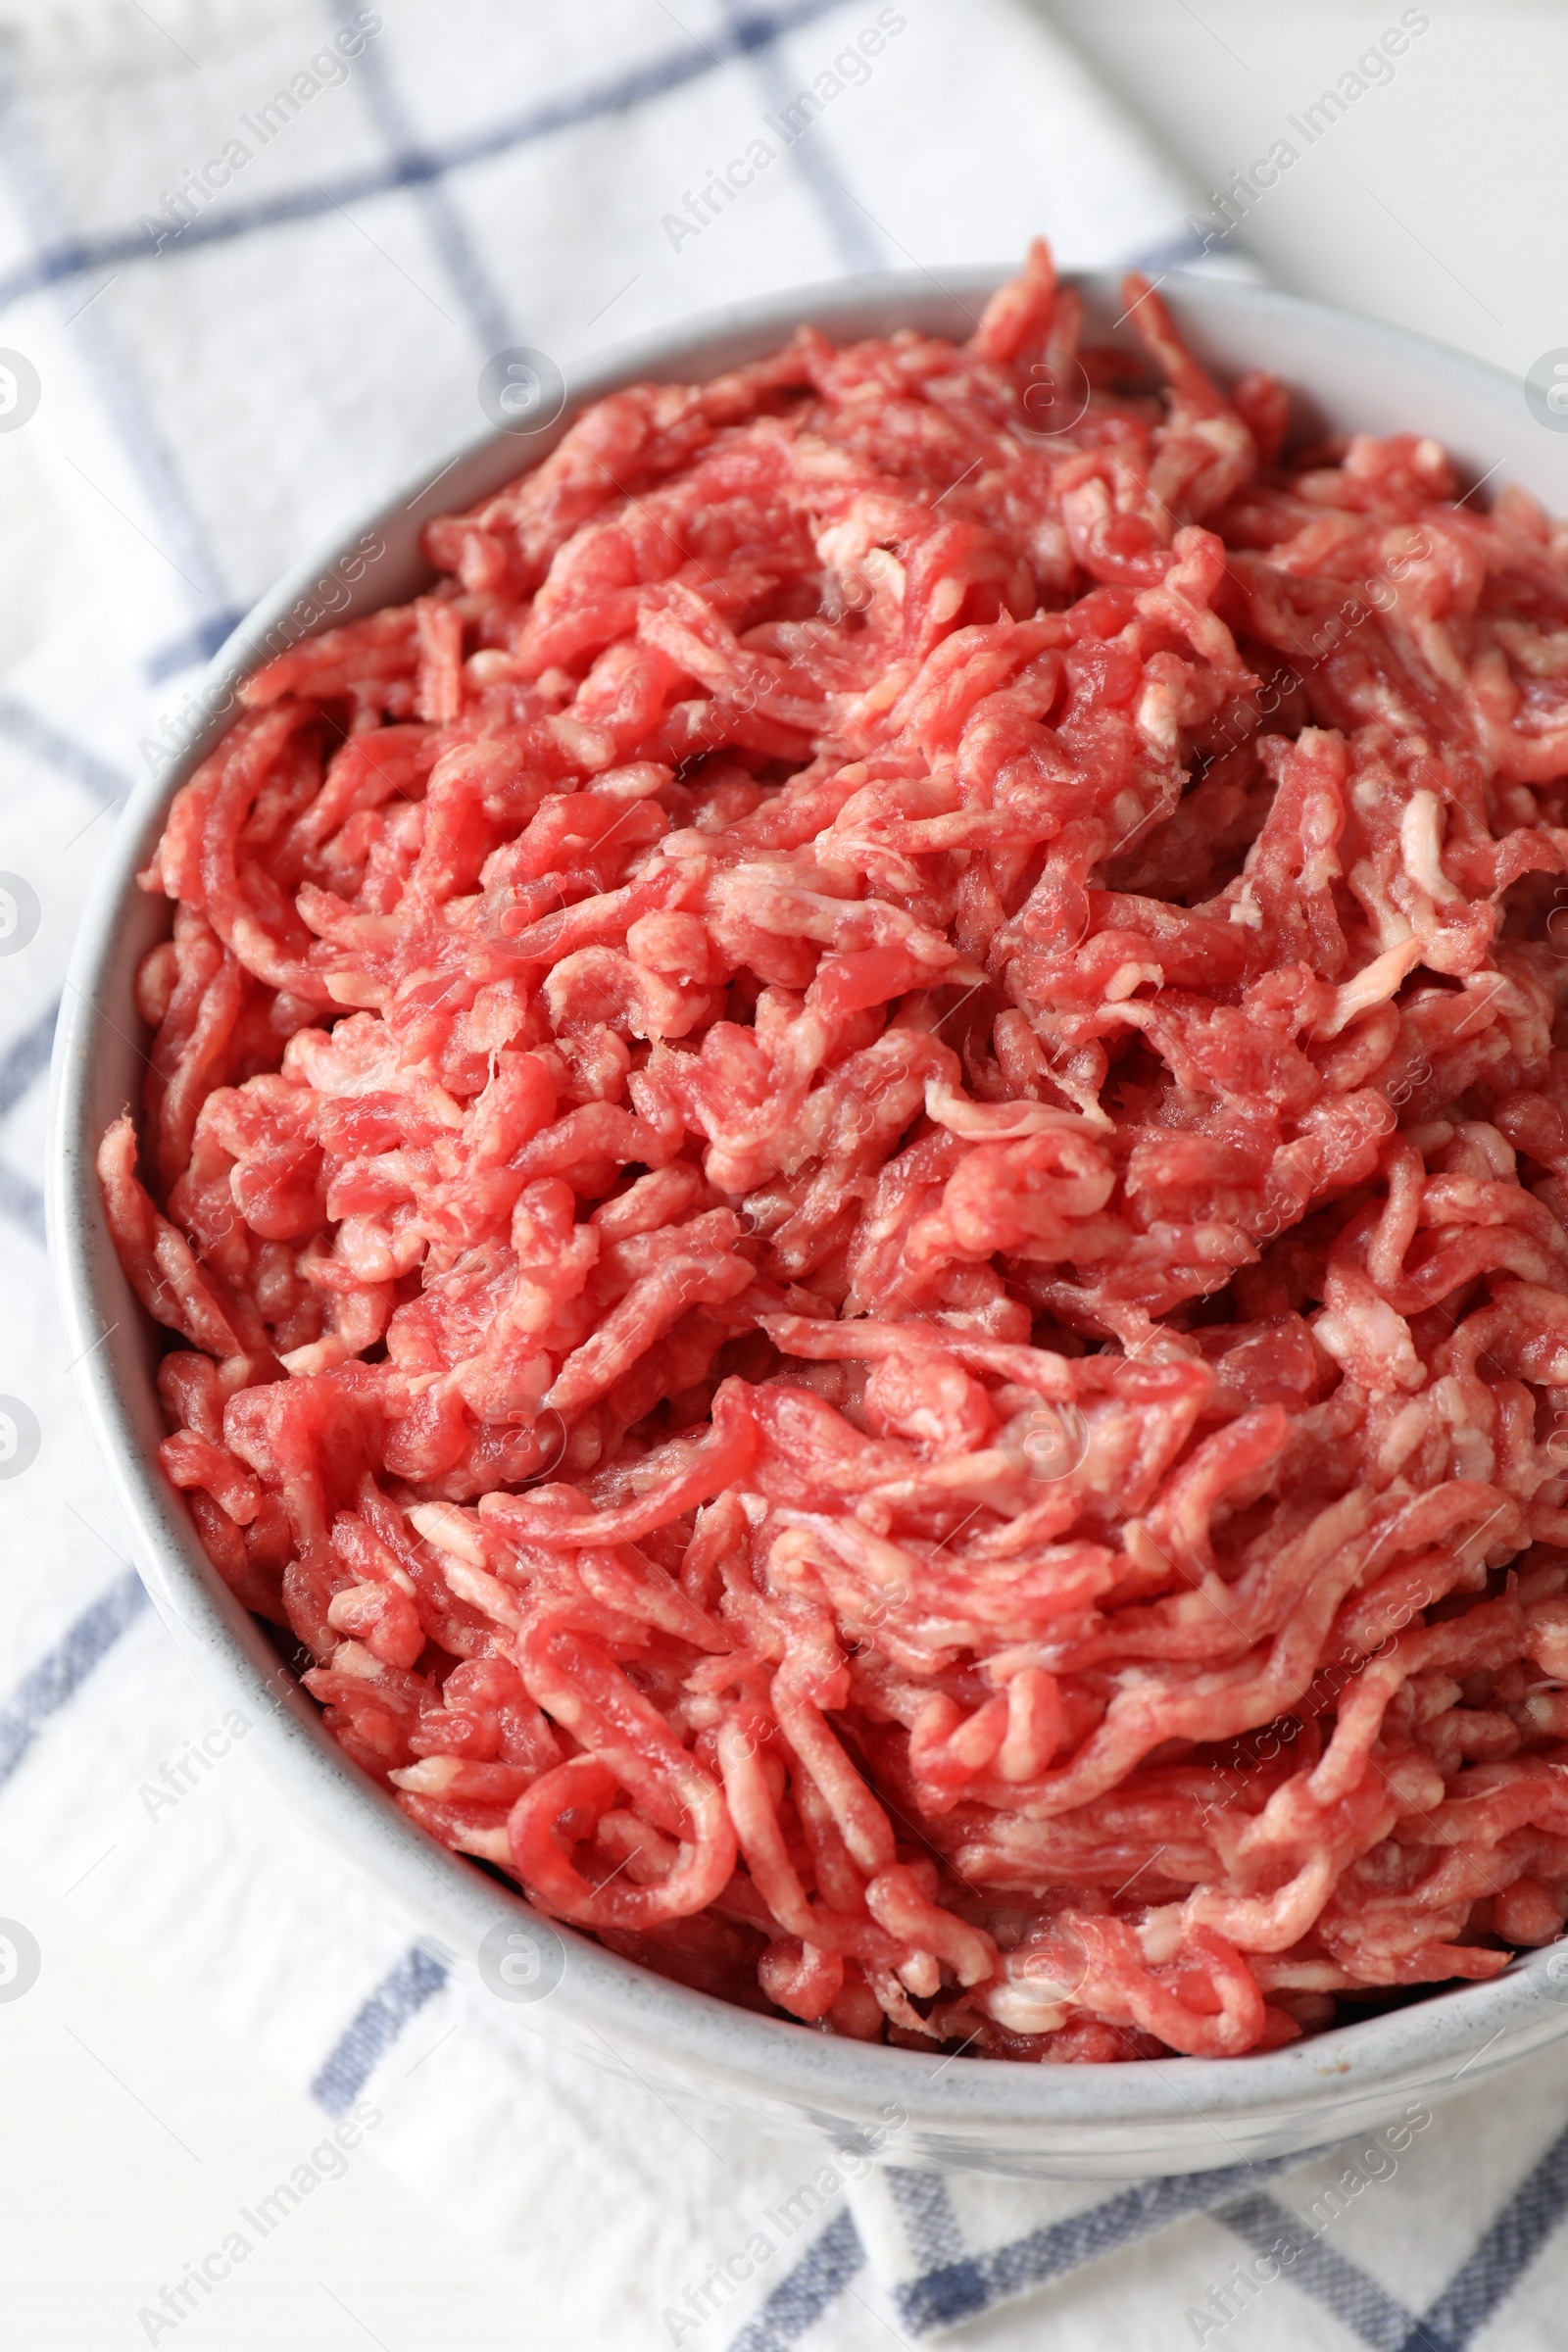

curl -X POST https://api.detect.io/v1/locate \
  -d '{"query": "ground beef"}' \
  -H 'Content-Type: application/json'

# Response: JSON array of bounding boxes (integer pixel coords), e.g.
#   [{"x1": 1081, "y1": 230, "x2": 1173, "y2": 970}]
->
[{"x1": 101, "y1": 241, "x2": 1568, "y2": 2060}]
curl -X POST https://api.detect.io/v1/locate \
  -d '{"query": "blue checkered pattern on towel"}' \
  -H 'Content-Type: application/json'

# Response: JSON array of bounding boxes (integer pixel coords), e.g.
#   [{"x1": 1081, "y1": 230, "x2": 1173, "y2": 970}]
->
[{"x1": 717, "y1": 2104, "x2": 1568, "y2": 2346}]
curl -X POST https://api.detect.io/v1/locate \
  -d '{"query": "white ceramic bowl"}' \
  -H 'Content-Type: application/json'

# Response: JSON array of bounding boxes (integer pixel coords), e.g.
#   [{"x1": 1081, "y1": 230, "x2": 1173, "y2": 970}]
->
[{"x1": 50, "y1": 269, "x2": 1568, "y2": 2180}]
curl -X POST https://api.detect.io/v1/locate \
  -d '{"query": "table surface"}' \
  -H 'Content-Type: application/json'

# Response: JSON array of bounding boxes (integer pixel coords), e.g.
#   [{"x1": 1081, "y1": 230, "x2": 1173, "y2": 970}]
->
[{"x1": 2, "y1": 5, "x2": 1562, "y2": 2345}]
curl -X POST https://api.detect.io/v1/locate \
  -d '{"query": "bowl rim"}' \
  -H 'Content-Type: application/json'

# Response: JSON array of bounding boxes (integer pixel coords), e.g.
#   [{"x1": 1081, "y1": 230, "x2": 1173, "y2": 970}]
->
[{"x1": 48, "y1": 261, "x2": 1568, "y2": 2171}]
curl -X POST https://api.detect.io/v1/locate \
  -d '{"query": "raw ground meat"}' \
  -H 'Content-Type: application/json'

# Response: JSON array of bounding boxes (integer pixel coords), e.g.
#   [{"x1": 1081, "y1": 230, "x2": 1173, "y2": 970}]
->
[{"x1": 100, "y1": 241, "x2": 1568, "y2": 2060}]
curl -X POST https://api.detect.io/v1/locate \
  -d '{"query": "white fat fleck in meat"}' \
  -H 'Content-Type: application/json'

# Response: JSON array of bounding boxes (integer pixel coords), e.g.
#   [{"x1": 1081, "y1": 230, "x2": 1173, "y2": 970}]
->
[
  {"x1": 1136, "y1": 675, "x2": 1181, "y2": 751},
  {"x1": 408, "y1": 1500, "x2": 487, "y2": 1565},
  {"x1": 1313, "y1": 937, "x2": 1423, "y2": 1039},
  {"x1": 1104, "y1": 959, "x2": 1160, "y2": 1003},
  {"x1": 1399, "y1": 788, "x2": 1463, "y2": 904},
  {"x1": 981, "y1": 1981, "x2": 1071, "y2": 2035}
]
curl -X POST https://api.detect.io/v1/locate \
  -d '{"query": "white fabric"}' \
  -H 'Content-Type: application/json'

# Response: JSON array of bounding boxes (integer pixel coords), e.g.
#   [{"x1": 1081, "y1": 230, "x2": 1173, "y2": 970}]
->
[{"x1": 8, "y1": 7, "x2": 1558, "y2": 2349}]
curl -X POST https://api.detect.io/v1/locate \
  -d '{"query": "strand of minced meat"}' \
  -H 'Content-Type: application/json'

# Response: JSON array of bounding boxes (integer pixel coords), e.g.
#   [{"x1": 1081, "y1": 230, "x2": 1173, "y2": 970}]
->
[{"x1": 99, "y1": 239, "x2": 1568, "y2": 2059}]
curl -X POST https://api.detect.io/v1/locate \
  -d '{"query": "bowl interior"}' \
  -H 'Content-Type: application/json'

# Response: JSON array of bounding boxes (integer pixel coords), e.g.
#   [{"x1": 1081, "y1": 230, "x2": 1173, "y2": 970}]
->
[{"x1": 49, "y1": 267, "x2": 1568, "y2": 2179}]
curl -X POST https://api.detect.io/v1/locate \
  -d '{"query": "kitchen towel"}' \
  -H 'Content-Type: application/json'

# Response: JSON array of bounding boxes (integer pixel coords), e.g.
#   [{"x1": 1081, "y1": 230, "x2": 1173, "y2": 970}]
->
[{"x1": 8, "y1": 4, "x2": 1551, "y2": 2348}]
